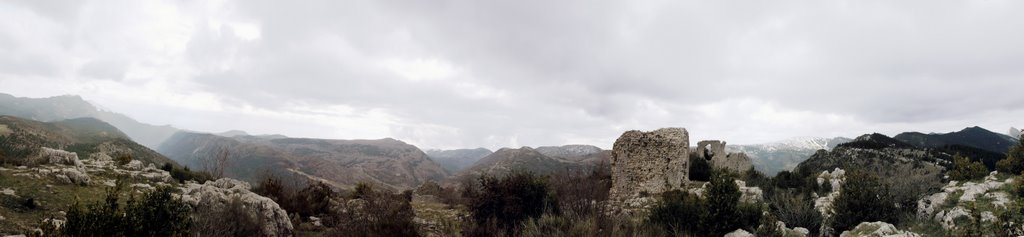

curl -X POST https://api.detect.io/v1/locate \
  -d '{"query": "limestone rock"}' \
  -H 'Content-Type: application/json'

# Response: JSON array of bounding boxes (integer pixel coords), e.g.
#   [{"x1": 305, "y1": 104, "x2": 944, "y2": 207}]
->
[
  {"x1": 725, "y1": 229, "x2": 754, "y2": 237},
  {"x1": 815, "y1": 168, "x2": 845, "y2": 218},
  {"x1": 839, "y1": 221, "x2": 920, "y2": 237},
  {"x1": 124, "y1": 160, "x2": 144, "y2": 171},
  {"x1": 39, "y1": 147, "x2": 82, "y2": 167},
  {"x1": 609, "y1": 128, "x2": 689, "y2": 205},
  {"x1": 179, "y1": 178, "x2": 293, "y2": 236}
]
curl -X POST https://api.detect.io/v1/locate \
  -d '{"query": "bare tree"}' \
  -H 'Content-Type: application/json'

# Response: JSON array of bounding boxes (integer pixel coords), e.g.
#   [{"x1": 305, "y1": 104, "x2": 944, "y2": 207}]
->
[{"x1": 203, "y1": 148, "x2": 230, "y2": 179}]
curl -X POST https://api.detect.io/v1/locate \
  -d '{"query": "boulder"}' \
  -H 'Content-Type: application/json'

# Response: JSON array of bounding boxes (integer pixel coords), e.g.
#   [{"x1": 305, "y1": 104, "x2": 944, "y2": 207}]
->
[
  {"x1": 39, "y1": 147, "x2": 82, "y2": 167},
  {"x1": 725, "y1": 229, "x2": 754, "y2": 237},
  {"x1": 179, "y1": 178, "x2": 293, "y2": 236},
  {"x1": 839, "y1": 221, "x2": 920, "y2": 237}
]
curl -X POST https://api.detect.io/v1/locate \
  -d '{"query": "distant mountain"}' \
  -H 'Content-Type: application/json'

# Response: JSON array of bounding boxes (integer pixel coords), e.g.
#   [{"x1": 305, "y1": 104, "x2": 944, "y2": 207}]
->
[
  {"x1": 535, "y1": 144, "x2": 611, "y2": 164},
  {"x1": 1011, "y1": 127, "x2": 1022, "y2": 140},
  {"x1": 158, "y1": 131, "x2": 449, "y2": 190},
  {"x1": 0, "y1": 93, "x2": 179, "y2": 149},
  {"x1": 425, "y1": 148, "x2": 493, "y2": 172},
  {"x1": 444, "y1": 146, "x2": 600, "y2": 185},
  {"x1": 0, "y1": 115, "x2": 177, "y2": 166},
  {"x1": 893, "y1": 126, "x2": 1017, "y2": 154},
  {"x1": 728, "y1": 137, "x2": 852, "y2": 175}
]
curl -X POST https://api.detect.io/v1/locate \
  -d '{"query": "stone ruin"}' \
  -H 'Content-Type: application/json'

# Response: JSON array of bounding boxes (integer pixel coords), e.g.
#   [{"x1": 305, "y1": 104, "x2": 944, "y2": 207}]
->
[
  {"x1": 695, "y1": 140, "x2": 753, "y2": 173},
  {"x1": 608, "y1": 128, "x2": 761, "y2": 213},
  {"x1": 609, "y1": 128, "x2": 690, "y2": 205}
]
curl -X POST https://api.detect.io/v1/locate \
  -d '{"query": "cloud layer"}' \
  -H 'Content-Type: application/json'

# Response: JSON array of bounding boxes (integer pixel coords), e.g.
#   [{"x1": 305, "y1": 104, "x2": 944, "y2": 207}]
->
[{"x1": 1, "y1": 0, "x2": 1022, "y2": 149}]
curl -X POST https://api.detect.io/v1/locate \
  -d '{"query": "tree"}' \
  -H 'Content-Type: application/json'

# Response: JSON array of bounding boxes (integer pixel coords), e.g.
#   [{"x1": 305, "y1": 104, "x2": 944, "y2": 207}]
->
[
  {"x1": 829, "y1": 170, "x2": 896, "y2": 234},
  {"x1": 949, "y1": 154, "x2": 988, "y2": 181},
  {"x1": 997, "y1": 137, "x2": 1024, "y2": 175},
  {"x1": 465, "y1": 171, "x2": 553, "y2": 235},
  {"x1": 203, "y1": 148, "x2": 230, "y2": 179}
]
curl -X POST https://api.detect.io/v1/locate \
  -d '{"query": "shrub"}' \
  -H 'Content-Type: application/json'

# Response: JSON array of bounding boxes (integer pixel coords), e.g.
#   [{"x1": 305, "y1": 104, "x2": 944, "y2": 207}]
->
[
  {"x1": 648, "y1": 190, "x2": 704, "y2": 234},
  {"x1": 767, "y1": 190, "x2": 821, "y2": 236},
  {"x1": 161, "y1": 164, "x2": 214, "y2": 184},
  {"x1": 949, "y1": 155, "x2": 988, "y2": 181},
  {"x1": 648, "y1": 171, "x2": 762, "y2": 237},
  {"x1": 754, "y1": 214, "x2": 784, "y2": 237},
  {"x1": 328, "y1": 184, "x2": 418, "y2": 237},
  {"x1": 550, "y1": 163, "x2": 611, "y2": 217},
  {"x1": 689, "y1": 154, "x2": 712, "y2": 182},
  {"x1": 465, "y1": 171, "x2": 554, "y2": 235},
  {"x1": 292, "y1": 181, "x2": 334, "y2": 218},
  {"x1": 59, "y1": 181, "x2": 191, "y2": 237},
  {"x1": 829, "y1": 169, "x2": 896, "y2": 234},
  {"x1": 192, "y1": 196, "x2": 263, "y2": 237},
  {"x1": 997, "y1": 138, "x2": 1024, "y2": 175}
]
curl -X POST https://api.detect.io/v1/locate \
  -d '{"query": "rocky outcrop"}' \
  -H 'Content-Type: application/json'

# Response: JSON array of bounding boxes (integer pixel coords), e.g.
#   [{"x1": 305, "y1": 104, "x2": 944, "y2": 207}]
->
[
  {"x1": 839, "y1": 222, "x2": 920, "y2": 237},
  {"x1": 39, "y1": 147, "x2": 82, "y2": 167},
  {"x1": 814, "y1": 168, "x2": 845, "y2": 235},
  {"x1": 609, "y1": 128, "x2": 690, "y2": 207},
  {"x1": 179, "y1": 178, "x2": 293, "y2": 236},
  {"x1": 696, "y1": 140, "x2": 753, "y2": 173},
  {"x1": 917, "y1": 171, "x2": 1013, "y2": 230}
]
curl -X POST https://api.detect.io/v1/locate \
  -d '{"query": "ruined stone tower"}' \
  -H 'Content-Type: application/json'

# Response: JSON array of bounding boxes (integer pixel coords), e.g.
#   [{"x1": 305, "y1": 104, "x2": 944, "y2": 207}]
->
[{"x1": 609, "y1": 128, "x2": 690, "y2": 203}]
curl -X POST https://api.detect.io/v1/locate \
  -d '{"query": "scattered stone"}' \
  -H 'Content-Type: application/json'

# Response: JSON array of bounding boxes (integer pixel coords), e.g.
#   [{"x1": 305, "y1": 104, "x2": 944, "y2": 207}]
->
[
  {"x1": 840, "y1": 222, "x2": 920, "y2": 237},
  {"x1": 1, "y1": 188, "x2": 15, "y2": 196}
]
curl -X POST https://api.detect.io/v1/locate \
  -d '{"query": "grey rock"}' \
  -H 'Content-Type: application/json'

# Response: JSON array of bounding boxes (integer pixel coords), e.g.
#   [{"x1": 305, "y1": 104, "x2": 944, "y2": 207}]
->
[{"x1": 179, "y1": 178, "x2": 293, "y2": 236}]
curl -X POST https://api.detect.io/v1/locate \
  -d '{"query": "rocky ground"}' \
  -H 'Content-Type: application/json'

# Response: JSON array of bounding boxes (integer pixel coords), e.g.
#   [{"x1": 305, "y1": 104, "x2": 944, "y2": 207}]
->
[{"x1": 0, "y1": 147, "x2": 292, "y2": 236}]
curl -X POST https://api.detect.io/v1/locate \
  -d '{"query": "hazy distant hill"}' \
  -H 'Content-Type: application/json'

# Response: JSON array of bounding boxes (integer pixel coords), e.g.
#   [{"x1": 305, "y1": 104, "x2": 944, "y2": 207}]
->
[
  {"x1": 444, "y1": 146, "x2": 599, "y2": 186},
  {"x1": 894, "y1": 126, "x2": 1017, "y2": 154},
  {"x1": 0, "y1": 93, "x2": 179, "y2": 149},
  {"x1": 535, "y1": 144, "x2": 611, "y2": 164},
  {"x1": 158, "y1": 131, "x2": 449, "y2": 190},
  {"x1": 424, "y1": 148, "x2": 493, "y2": 172},
  {"x1": 728, "y1": 137, "x2": 852, "y2": 175},
  {"x1": 0, "y1": 115, "x2": 177, "y2": 166}
]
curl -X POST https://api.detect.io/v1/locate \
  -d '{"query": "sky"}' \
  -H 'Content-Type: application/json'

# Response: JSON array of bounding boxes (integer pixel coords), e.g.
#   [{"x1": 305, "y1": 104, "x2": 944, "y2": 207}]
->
[{"x1": 0, "y1": 0, "x2": 1022, "y2": 150}]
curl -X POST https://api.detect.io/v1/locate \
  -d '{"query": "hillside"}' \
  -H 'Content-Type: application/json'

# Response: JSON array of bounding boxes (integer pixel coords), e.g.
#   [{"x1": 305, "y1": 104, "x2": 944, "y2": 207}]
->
[
  {"x1": 0, "y1": 93, "x2": 179, "y2": 149},
  {"x1": 0, "y1": 116, "x2": 176, "y2": 166},
  {"x1": 728, "y1": 137, "x2": 851, "y2": 175},
  {"x1": 535, "y1": 144, "x2": 612, "y2": 164},
  {"x1": 158, "y1": 132, "x2": 449, "y2": 190},
  {"x1": 894, "y1": 126, "x2": 1017, "y2": 154},
  {"x1": 424, "y1": 148, "x2": 493, "y2": 172},
  {"x1": 444, "y1": 146, "x2": 597, "y2": 185}
]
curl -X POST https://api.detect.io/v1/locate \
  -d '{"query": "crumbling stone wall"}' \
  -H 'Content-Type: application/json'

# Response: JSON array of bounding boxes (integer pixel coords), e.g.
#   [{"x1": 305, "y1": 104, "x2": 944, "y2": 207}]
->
[
  {"x1": 609, "y1": 128, "x2": 690, "y2": 203},
  {"x1": 696, "y1": 140, "x2": 753, "y2": 173}
]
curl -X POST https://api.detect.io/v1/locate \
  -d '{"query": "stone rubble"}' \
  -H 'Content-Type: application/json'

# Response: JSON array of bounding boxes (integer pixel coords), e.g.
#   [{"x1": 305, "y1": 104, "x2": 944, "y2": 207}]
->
[{"x1": 839, "y1": 222, "x2": 921, "y2": 237}]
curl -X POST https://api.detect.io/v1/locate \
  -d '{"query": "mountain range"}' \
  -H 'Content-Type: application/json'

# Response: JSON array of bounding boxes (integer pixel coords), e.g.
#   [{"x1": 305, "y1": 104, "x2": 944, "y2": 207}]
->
[
  {"x1": 0, "y1": 115, "x2": 175, "y2": 166},
  {"x1": 728, "y1": 137, "x2": 852, "y2": 175},
  {"x1": 158, "y1": 131, "x2": 449, "y2": 190},
  {"x1": 0, "y1": 93, "x2": 178, "y2": 149}
]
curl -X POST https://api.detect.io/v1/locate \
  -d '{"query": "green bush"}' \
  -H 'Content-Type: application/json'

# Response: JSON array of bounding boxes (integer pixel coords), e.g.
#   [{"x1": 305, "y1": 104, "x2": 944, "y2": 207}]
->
[
  {"x1": 57, "y1": 181, "x2": 191, "y2": 237},
  {"x1": 647, "y1": 171, "x2": 762, "y2": 237},
  {"x1": 829, "y1": 169, "x2": 897, "y2": 234},
  {"x1": 997, "y1": 138, "x2": 1024, "y2": 175},
  {"x1": 648, "y1": 190, "x2": 704, "y2": 234},
  {"x1": 949, "y1": 155, "x2": 988, "y2": 181}
]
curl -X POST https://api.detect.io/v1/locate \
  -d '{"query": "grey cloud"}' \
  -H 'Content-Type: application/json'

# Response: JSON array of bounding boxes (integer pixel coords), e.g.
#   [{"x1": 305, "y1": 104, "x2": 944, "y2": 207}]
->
[{"x1": 2, "y1": 0, "x2": 1024, "y2": 149}]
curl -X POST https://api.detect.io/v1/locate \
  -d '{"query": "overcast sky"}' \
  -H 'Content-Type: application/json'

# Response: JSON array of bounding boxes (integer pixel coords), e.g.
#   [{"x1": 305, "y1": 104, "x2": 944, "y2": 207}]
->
[{"x1": 1, "y1": 0, "x2": 1022, "y2": 150}]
